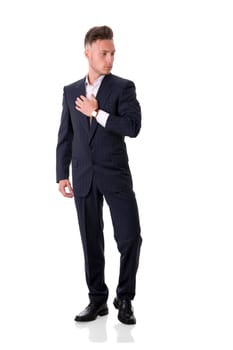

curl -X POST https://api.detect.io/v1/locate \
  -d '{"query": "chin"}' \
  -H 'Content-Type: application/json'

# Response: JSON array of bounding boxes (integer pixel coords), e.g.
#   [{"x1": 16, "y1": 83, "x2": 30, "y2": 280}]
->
[{"x1": 103, "y1": 68, "x2": 112, "y2": 74}]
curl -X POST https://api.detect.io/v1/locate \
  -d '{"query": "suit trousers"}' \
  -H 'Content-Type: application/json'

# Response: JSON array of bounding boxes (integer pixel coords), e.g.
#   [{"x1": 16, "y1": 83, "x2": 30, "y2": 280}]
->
[{"x1": 74, "y1": 178, "x2": 142, "y2": 303}]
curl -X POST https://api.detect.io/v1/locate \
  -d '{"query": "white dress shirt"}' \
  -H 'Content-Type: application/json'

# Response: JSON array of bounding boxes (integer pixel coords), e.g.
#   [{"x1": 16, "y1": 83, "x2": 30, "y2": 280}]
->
[{"x1": 85, "y1": 75, "x2": 109, "y2": 127}]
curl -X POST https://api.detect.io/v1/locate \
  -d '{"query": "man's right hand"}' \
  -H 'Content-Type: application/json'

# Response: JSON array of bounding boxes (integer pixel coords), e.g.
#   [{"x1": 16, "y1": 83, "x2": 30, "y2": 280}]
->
[{"x1": 58, "y1": 179, "x2": 74, "y2": 198}]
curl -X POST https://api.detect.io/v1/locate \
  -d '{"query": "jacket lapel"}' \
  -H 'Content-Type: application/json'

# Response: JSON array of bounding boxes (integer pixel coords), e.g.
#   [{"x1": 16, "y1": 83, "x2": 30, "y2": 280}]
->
[
  {"x1": 89, "y1": 74, "x2": 113, "y2": 142},
  {"x1": 74, "y1": 78, "x2": 90, "y2": 136}
]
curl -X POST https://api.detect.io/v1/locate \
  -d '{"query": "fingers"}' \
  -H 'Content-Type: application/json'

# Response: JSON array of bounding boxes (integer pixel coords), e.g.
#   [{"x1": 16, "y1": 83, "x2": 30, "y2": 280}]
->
[
  {"x1": 75, "y1": 95, "x2": 88, "y2": 107},
  {"x1": 79, "y1": 95, "x2": 86, "y2": 101},
  {"x1": 67, "y1": 181, "x2": 74, "y2": 197},
  {"x1": 75, "y1": 95, "x2": 98, "y2": 115},
  {"x1": 75, "y1": 96, "x2": 84, "y2": 110},
  {"x1": 59, "y1": 180, "x2": 74, "y2": 198}
]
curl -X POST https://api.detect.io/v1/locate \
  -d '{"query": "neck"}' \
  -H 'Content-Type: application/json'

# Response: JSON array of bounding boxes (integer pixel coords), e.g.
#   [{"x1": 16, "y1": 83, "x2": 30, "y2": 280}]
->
[{"x1": 88, "y1": 70, "x2": 104, "y2": 85}]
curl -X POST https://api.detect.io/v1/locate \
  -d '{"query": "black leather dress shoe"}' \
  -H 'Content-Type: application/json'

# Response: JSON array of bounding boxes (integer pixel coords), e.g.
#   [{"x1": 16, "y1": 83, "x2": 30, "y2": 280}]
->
[
  {"x1": 74, "y1": 302, "x2": 108, "y2": 322},
  {"x1": 113, "y1": 298, "x2": 136, "y2": 325}
]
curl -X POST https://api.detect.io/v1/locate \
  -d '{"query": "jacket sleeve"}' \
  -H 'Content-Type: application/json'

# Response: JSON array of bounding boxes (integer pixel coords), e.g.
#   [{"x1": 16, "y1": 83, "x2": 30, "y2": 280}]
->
[
  {"x1": 56, "y1": 88, "x2": 73, "y2": 182},
  {"x1": 104, "y1": 81, "x2": 141, "y2": 138}
]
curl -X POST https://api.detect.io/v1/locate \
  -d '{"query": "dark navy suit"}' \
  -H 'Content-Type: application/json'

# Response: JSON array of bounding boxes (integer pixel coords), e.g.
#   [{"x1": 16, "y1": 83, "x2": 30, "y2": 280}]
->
[{"x1": 56, "y1": 73, "x2": 142, "y2": 302}]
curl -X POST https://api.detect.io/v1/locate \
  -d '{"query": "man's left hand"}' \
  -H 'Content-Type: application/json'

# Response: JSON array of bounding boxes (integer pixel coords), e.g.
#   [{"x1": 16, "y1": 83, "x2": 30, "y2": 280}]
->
[{"x1": 75, "y1": 95, "x2": 98, "y2": 117}]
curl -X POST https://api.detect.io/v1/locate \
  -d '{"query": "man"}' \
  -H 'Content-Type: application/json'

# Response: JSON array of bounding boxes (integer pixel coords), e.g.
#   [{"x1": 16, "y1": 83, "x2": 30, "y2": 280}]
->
[{"x1": 56, "y1": 26, "x2": 142, "y2": 325}]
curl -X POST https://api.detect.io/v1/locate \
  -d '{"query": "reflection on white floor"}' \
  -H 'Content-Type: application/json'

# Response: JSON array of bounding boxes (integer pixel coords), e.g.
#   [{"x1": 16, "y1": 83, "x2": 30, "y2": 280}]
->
[
  {"x1": 75, "y1": 315, "x2": 135, "y2": 343},
  {"x1": 75, "y1": 316, "x2": 109, "y2": 343}
]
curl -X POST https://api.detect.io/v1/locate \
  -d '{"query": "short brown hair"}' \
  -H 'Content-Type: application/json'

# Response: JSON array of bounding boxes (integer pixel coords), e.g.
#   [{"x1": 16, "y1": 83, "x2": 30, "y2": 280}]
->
[{"x1": 84, "y1": 26, "x2": 113, "y2": 47}]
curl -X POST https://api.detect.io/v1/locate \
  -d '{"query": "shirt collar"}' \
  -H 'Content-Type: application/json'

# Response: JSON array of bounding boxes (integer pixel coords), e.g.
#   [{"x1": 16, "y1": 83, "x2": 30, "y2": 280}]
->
[{"x1": 85, "y1": 75, "x2": 105, "y2": 87}]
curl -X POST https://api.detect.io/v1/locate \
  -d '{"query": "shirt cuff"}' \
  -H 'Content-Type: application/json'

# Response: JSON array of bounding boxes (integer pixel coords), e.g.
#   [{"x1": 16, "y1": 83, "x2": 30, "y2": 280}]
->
[{"x1": 96, "y1": 110, "x2": 109, "y2": 127}]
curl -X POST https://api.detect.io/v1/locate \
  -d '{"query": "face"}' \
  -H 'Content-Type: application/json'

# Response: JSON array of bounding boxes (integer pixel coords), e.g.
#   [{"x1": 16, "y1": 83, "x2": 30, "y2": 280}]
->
[{"x1": 85, "y1": 39, "x2": 115, "y2": 81}]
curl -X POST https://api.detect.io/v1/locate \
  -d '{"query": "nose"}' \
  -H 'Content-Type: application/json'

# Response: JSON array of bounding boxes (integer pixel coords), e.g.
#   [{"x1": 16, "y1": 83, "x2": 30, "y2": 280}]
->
[{"x1": 106, "y1": 53, "x2": 114, "y2": 64}]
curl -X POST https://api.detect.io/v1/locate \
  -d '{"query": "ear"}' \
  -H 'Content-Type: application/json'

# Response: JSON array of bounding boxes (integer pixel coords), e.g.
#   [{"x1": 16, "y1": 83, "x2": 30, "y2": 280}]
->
[{"x1": 84, "y1": 48, "x2": 89, "y2": 58}]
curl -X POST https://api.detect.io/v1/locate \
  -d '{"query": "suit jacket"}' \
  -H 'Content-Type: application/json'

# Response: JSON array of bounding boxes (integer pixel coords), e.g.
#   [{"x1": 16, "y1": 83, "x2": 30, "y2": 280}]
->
[{"x1": 56, "y1": 73, "x2": 141, "y2": 197}]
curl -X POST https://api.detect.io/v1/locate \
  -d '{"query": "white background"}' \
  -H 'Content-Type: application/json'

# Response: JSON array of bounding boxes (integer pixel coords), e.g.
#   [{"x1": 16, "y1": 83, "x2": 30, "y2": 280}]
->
[{"x1": 0, "y1": 0, "x2": 232, "y2": 348}]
